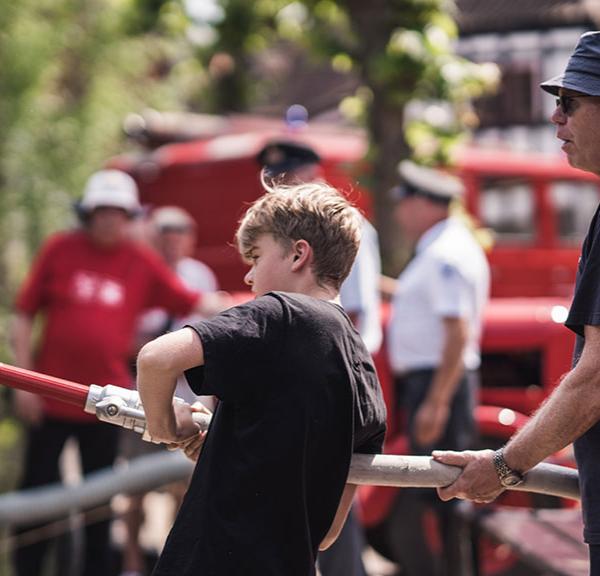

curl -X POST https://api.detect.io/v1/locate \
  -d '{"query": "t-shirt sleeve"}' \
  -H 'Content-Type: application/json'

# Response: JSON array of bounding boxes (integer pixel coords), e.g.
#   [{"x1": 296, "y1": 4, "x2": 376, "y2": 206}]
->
[
  {"x1": 355, "y1": 424, "x2": 386, "y2": 455},
  {"x1": 566, "y1": 213, "x2": 600, "y2": 336},
  {"x1": 430, "y1": 260, "x2": 470, "y2": 318},
  {"x1": 352, "y1": 354, "x2": 388, "y2": 455},
  {"x1": 142, "y1": 249, "x2": 200, "y2": 317},
  {"x1": 15, "y1": 235, "x2": 62, "y2": 315},
  {"x1": 184, "y1": 295, "x2": 285, "y2": 402}
]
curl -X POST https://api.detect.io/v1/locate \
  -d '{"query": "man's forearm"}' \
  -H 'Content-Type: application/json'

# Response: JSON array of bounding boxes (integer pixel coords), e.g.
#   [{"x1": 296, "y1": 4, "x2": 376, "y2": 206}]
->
[
  {"x1": 427, "y1": 318, "x2": 467, "y2": 405},
  {"x1": 505, "y1": 326, "x2": 600, "y2": 472},
  {"x1": 10, "y1": 313, "x2": 34, "y2": 369},
  {"x1": 505, "y1": 368, "x2": 600, "y2": 472}
]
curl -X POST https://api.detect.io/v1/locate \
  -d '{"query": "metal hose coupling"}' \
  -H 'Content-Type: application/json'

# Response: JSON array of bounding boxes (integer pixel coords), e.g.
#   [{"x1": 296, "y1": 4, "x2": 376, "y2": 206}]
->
[{"x1": 84, "y1": 384, "x2": 211, "y2": 442}]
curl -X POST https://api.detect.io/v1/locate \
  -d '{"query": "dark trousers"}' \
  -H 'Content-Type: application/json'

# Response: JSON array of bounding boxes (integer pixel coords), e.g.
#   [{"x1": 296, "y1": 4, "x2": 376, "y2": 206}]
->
[
  {"x1": 590, "y1": 544, "x2": 600, "y2": 575},
  {"x1": 13, "y1": 418, "x2": 119, "y2": 576},
  {"x1": 392, "y1": 368, "x2": 478, "y2": 576},
  {"x1": 318, "y1": 505, "x2": 367, "y2": 576}
]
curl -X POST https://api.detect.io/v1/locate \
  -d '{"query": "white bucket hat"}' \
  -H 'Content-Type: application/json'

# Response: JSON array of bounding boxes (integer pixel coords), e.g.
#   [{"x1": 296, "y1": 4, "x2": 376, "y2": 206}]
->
[{"x1": 78, "y1": 170, "x2": 141, "y2": 216}]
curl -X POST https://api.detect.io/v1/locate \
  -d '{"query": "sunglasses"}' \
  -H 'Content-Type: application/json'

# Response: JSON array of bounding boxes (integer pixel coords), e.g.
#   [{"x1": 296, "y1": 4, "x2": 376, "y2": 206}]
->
[{"x1": 555, "y1": 94, "x2": 596, "y2": 116}]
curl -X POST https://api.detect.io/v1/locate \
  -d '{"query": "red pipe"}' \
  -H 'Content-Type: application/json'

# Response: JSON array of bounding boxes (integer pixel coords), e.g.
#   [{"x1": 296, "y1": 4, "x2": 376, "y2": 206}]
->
[{"x1": 0, "y1": 362, "x2": 89, "y2": 408}]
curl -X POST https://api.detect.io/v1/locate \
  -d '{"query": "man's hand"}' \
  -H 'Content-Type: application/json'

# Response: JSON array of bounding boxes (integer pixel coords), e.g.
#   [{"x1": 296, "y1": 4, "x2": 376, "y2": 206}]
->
[
  {"x1": 414, "y1": 400, "x2": 449, "y2": 447},
  {"x1": 433, "y1": 449, "x2": 504, "y2": 503},
  {"x1": 14, "y1": 390, "x2": 44, "y2": 426},
  {"x1": 198, "y1": 291, "x2": 234, "y2": 317}
]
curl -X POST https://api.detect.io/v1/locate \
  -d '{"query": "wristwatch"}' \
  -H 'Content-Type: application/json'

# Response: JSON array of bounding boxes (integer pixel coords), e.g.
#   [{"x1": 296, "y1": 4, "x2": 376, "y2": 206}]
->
[{"x1": 493, "y1": 449, "x2": 524, "y2": 487}]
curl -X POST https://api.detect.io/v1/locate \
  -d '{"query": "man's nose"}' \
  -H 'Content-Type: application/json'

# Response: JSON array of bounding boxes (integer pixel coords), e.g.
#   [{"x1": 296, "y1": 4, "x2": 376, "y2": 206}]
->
[
  {"x1": 551, "y1": 103, "x2": 567, "y2": 125},
  {"x1": 244, "y1": 269, "x2": 254, "y2": 286}
]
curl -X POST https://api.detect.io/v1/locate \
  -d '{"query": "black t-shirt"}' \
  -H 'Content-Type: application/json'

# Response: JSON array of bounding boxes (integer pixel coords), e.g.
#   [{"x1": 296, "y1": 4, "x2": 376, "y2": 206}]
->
[
  {"x1": 565, "y1": 204, "x2": 600, "y2": 545},
  {"x1": 152, "y1": 292, "x2": 387, "y2": 576}
]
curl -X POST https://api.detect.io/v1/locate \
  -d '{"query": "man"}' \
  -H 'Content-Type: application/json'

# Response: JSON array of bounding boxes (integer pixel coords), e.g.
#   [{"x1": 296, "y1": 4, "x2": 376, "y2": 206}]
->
[
  {"x1": 11, "y1": 170, "x2": 220, "y2": 576},
  {"x1": 257, "y1": 141, "x2": 382, "y2": 576},
  {"x1": 137, "y1": 181, "x2": 387, "y2": 576},
  {"x1": 434, "y1": 30, "x2": 600, "y2": 574},
  {"x1": 387, "y1": 160, "x2": 490, "y2": 575}
]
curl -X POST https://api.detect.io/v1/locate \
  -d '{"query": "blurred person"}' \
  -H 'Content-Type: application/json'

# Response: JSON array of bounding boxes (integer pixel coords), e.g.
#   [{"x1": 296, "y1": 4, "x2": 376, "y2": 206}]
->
[
  {"x1": 136, "y1": 205, "x2": 219, "y2": 396},
  {"x1": 121, "y1": 206, "x2": 219, "y2": 576},
  {"x1": 434, "y1": 31, "x2": 600, "y2": 576},
  {"x1": 10, "y1": 170, "x2": 225, "y2": 576},
  {"x1": 137, "y1": 180, "x2": 387, "y2": 576},
  {"x1": 257, "y1": 141, "x2": 382, "y2": 576},
  {"x1": 386, "y1": 161, "x2": 490, "y2": 576}
]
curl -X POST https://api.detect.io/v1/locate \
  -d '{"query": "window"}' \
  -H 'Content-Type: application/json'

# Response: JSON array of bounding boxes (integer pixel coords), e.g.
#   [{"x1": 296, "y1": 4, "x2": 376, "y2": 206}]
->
[
  {"x1": 474, "y1": 64, "x2": 540, "y2": 127},
  {"x1": 479, "y1": 177, "x2": 535, "y2": 242},
  {"x1": 549, "y1": 181, "x2": 599, "y2": 244}
]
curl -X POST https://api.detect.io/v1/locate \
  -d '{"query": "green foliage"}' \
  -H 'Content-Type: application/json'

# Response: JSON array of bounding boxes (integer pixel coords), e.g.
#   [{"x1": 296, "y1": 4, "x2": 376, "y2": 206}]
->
[
  {"x1": 0, "y1": 0, "x2": 206, "y2": 362},
  {"x1": 303, "y1": 1, "x2": 499, "y2": 269}
]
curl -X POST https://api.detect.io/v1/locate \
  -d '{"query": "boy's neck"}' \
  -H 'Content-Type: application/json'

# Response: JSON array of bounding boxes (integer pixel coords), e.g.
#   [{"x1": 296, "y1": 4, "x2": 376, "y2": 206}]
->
[{"x1": 292, "y1": 281, "x2": 339, "y2": 303}]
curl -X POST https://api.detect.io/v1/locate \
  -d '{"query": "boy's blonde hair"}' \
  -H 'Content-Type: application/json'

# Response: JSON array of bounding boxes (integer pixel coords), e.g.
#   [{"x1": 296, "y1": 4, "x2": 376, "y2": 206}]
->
[{"x1": 236, "y1": 182, "x2": 362, "y2": 290}]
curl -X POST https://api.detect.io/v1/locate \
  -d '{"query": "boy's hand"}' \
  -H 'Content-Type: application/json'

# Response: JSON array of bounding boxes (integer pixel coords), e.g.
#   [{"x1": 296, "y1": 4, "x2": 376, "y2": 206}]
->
[
  {"x1": 177, "y1": 429, "x2": 208, "y2": 462},
  {"x1": 167, "y1": 401, "x2": 212, "y2": 461}
]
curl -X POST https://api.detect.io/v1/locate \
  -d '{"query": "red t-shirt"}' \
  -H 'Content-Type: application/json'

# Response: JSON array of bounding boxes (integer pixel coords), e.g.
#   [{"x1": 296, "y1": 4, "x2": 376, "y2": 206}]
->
[{"x1": 15, "y1": 230, "x2": 199, "y2": 422}]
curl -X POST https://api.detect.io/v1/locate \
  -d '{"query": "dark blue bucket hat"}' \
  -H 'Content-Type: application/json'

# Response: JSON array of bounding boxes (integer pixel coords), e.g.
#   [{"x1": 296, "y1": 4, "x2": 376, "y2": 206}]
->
[{"x1": 541, "y1": 31, "x2": 600, "y2": 96}]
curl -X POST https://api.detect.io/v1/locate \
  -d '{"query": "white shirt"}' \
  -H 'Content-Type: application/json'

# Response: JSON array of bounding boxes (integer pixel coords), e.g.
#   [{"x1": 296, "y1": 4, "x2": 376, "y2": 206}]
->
[
  {"x1": 340, "y1": 219, "x2": 383, "y2": 354},
  {"x1": 387, "y1": 218, "x2": 490, "y2": 373}
]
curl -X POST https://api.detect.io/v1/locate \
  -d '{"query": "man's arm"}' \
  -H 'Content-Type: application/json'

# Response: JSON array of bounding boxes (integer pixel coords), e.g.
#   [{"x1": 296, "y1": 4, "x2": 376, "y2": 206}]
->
[
  {"x1": 137, "y1": 327, "x2": 205, "y2": 444},
  {"x1": 414, "y1": 316, "x2": 468, "y2": 446},
  {"x1": 319, "y1": 483, "x2": 358, "y2": 550},
  {"x1": 11, "y1": 312, "x2": 34, "y2": 370},
  {"x1": 436, "y1": 324, "x2": 600, "y2": 502},
  {"x1": 194, "y1": 290, "x2": 233, "y2": 318},
  {"x1": 10, "y1": 312, "x2": 44, "y2": 424}
]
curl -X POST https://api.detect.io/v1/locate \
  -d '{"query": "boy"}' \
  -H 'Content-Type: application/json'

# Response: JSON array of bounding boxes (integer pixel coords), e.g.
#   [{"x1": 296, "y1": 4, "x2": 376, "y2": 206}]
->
[{"x1": 137, "y1": 181, "x2": 387, "y2": 576}]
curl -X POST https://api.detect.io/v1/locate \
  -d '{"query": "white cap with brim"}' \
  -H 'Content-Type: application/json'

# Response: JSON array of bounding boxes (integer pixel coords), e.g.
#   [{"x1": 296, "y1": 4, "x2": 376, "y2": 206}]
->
[
  {"x1": 78, "y1": 170, "x2": 141, "y2": 216},
  {"x1": 541, "y1": 31, "x2": 600, "y2": 96},
  {"x1": 152, "y1": 206, "x2": 196, "y2": 231},
  {"x1": 390, "y1": 160, "x2": 464, "y2": 203}
]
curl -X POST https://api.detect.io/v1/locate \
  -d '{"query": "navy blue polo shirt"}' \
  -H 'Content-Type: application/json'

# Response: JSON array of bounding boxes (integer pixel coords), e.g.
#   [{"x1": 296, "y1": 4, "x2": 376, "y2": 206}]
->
[{"x1": 566, "y1": 203, "x2": 600, "y2": 545}]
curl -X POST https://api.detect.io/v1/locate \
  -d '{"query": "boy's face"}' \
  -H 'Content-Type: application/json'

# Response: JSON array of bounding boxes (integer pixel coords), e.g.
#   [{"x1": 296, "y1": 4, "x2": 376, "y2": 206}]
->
[{"x1": 243, "y1": 233, "x2": 295, "y2": 296}]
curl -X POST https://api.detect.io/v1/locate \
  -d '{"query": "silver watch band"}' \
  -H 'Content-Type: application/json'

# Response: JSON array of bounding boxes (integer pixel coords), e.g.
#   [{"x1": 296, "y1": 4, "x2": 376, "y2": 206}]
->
[{"x1": 493, "y1": 448, "x2": 523, "y2": 486}]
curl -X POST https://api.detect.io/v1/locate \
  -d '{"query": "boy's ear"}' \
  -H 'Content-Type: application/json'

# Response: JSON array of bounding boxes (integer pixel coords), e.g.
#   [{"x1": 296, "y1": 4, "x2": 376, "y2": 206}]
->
[{"x1": 290, "y1": 239, "x2": 311, "y2": 271}]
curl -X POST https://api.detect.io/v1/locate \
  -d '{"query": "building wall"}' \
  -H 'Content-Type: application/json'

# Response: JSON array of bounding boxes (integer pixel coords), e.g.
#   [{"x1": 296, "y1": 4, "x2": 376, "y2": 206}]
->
[{"x1": 457, "y1": 26, "x2": 590, "y2": 154}]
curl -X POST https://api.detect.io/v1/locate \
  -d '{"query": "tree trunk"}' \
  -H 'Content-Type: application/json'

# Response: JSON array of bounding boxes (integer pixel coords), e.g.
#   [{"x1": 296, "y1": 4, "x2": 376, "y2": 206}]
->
[
  {"x1": 368, "y1": 95, "x2": 411, "y2": 276},
  {"x1": 345, "y1": 1, "x2": 415, "y2": 274}
]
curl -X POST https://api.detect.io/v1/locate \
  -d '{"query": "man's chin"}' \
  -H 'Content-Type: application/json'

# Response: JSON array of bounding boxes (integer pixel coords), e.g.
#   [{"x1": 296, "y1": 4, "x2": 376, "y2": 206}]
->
[{"x1": 561, "y1": 146, "x2": 579, "y2": 169}]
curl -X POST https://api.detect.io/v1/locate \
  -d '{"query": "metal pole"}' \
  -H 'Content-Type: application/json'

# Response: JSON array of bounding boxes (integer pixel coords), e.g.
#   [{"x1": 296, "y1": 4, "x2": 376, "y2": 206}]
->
[{"x1": 0, "y1": 363, "x2": 581, "y2": 501}]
